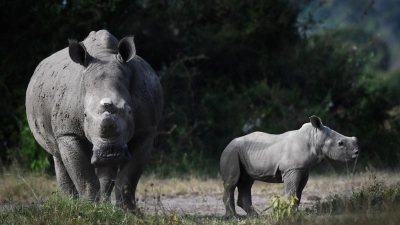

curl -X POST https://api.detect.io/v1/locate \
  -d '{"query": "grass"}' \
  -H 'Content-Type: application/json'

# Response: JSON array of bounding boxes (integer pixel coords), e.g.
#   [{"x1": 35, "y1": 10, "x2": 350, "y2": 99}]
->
[
  {"x1": 2, "y1": 167, "x2": 400, "y2": 224},
  {"x1": 0, "y1": 169, "x2": 58, "y2": 204}
]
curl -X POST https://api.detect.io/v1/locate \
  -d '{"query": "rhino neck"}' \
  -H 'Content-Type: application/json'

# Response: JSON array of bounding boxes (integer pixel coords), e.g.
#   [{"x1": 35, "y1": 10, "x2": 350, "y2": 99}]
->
[{"x1": 307, "y1": 125, "x2": 327, "y2": 159}]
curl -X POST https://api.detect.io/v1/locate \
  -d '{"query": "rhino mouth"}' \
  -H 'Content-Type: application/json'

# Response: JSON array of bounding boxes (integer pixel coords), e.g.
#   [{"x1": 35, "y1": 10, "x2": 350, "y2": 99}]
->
[
  {"x1": 91, "y1": 144, "x2": 132, "y2": 167},
  {"x1": 351, "y1": 148, "x2": 359, "y2": 160}
]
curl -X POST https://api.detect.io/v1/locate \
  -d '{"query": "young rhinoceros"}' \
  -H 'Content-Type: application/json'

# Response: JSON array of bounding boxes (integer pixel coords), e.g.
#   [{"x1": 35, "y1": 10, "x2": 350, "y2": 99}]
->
[
  {"x1": 26, "y1": 30, "x2": 163, "y2": 211},
  {"x1": 220, "y1": 116, "x2": 359, "y2": 218}
]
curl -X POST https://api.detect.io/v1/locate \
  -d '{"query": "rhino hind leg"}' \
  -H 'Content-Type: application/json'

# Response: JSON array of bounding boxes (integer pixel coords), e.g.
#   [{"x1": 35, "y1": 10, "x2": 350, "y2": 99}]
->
[
  {"x1": 220, "y1": 143, "x2": 241, "y2": 218},
  {"x1": 237, "y1": 172, "x2": 257, "y2": 217},
  {"x1": 54, "y1": 156, "x2": 78, "y2": 198},
  {"x1": 222, "y1": 181, "x2": 238, "y2": 219}
]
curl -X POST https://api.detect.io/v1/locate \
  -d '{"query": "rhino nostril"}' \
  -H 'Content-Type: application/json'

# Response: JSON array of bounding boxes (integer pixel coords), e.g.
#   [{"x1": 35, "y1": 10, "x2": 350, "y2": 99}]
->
[{"x1": 354, "y1": 149, "x2": 359, "y2": 154}]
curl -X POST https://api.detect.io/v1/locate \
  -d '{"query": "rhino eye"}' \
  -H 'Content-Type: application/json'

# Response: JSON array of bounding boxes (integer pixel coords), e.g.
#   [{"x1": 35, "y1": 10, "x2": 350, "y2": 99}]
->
[
  {"x1": 338, "y1": 140, "x2": 344, "y2": 146},
  {"x1": 84, "y1": 112, "x2": 87, "y2": 117}
]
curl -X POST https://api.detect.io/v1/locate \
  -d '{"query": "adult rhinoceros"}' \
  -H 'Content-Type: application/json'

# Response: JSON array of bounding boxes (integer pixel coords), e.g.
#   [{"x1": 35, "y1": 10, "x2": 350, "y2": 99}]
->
[
  {"x1": 26, "y1": 30, "x2": 163, "y2": 211},
  {"x1": 220, "y1": 116, "x2": 359, "y2": 218}
]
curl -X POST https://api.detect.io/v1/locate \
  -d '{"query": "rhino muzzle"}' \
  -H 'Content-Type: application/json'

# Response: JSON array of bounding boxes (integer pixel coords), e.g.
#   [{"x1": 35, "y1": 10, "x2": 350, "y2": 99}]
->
[
  {"x1": 352, "y1": 148, "x2": 360, "y2": 159},
  {"x1": 91, "y1": 144, "x2": 132, "y2": 167},
  {"x1": 99, "y1": 112, "x2": 120, "y2": 138}
]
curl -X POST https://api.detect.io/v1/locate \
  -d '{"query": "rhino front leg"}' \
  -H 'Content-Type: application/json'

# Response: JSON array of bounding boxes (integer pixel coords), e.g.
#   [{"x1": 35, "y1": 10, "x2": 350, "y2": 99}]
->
[
  {"x1": 114, "y1": 136, "x2": 153, "y2": 212},
  {"x1": 58, "y1": 136, "x2": 100, "y2": 202},
  {"x1": 97, "y1": 166, "x2": 118, "y2": 201},
  {"x1": 296, "y1": 172, "x2": 309, "y2": 204},
  {"x1": 54, "y1": 156, "x2": 78, "y2": 198},
  {"x1": 282, "y1": 169, "x2": 306, "y2": 204}
]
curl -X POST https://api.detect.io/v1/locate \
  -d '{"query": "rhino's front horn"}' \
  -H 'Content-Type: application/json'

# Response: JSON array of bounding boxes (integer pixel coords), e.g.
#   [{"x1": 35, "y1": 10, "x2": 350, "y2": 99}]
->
[
  {"x1": 100, "y1": 98, "x2": 113, "y2": 106},
  {"x1": 100, "y1": 98, "x2": 115, "y2": 112}
]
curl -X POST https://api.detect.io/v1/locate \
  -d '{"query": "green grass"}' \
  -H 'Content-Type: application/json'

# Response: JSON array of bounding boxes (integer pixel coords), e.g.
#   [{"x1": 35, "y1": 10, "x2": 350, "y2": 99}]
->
[
  {"x1": 0, "y1": 193, "x2": 269, "y2": 225},
  {"x1": 1, "y1": 194, "x2": 183, "y2": 225},
  {"x1": 2, "y1": 193, "x2": 400, "y2": 225}
]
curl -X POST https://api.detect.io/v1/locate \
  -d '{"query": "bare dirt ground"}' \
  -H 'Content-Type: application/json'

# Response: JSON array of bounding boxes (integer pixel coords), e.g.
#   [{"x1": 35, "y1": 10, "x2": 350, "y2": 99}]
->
[{"x1": 135, "y1": 171, "x2": 400, "y2": 216}]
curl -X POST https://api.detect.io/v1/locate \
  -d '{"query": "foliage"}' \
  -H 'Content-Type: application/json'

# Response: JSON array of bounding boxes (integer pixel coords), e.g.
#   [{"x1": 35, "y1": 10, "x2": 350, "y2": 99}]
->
[
  {"x1": 263, "y1": 195, "x2": 298, "y2": 223},
  {"x1": 10, "y1": 116, "x2": 50, "y2": 173},
  {"x1": 301, "y1": 0, "x2": 400, "y2": 71},
  {"x1": 0, "y1": 0, "x2": 399, "y2": 175}
]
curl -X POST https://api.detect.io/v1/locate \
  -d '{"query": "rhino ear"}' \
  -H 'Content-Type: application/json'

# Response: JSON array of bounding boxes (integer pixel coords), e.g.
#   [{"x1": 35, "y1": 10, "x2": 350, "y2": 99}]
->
[
  {"x1": 69, "y1": 39, "x2": 92, "y2": 67},
  {"x1": 310, "y1": 115, "x2": 323, "y2": 129},
  {"x1": 118, "y1": 36, "x2": 136, "y2": 63}
]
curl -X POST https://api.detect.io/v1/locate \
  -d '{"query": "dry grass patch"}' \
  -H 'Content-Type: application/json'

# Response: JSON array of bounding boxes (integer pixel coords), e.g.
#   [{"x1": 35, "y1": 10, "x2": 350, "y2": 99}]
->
[
  {"x1": 0, "y1": 169, "x2": 58, "y2": 204},
  {"x1": 2, "y1": 168, "x2": 400, "y2": 224},
  {"x1": 137, "y1": 176, "x2": 224, "y2": 197},
  {"x1": 2, "y1": 167, "x2": 400, "y2": 211},
  {"x1": 138, "y1": 170, "x2": 400, "y2": 199},
  {"x1": 304, "y1": 170, "x2": 400, "y2": 198}
]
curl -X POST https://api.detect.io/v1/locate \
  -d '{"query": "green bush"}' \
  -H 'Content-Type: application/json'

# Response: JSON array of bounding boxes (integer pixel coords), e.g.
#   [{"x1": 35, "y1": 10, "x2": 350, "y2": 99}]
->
[
  {"x1": 263, "y1": 195, "x2": 299, "y2": 223},
  {"x1": 9, "y1": 116, "x2": 50, "y2": 173},
  {"x1": 2, "y1": 0, "x2": 400, "y2": 175}
]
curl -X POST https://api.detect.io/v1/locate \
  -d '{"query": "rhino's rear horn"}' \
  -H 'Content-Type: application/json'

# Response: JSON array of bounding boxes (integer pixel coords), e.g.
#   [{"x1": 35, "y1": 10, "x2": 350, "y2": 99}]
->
[{"x1": 69, "y1": 40, "x2": 92, "y2": 67}]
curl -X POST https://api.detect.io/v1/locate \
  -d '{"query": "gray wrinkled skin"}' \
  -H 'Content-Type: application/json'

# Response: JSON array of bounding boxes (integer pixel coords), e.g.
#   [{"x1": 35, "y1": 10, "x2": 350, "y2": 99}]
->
[
  {"x1": 220, "y1": 116, "x2": 359, "y2": 218},
  {"x1": 26, "y1": 30, "x2": 163, "y2": 211}
]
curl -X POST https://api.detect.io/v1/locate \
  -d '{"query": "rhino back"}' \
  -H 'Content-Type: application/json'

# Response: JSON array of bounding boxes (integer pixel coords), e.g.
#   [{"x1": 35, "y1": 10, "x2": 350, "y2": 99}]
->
[
  {"x1": 237, "y1": 132, "x2": 285, "y2": 181},
  {"x1": 26, "y1": 48, "x2": 85, "y2": 156},
  {"x1": 237, "y1": 130, "x2": 316, "y2": 181}
]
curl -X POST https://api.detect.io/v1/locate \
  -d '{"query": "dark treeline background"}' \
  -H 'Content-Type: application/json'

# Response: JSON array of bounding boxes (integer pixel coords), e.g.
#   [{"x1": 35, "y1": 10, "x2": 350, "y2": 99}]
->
[{"x1": 1, "y1": 0, "x2": 400, "y2": 176}]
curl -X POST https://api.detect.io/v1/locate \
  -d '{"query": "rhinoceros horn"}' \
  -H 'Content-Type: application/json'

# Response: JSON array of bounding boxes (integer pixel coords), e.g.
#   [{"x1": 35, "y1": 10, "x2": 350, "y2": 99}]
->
[
  {"x1": 100, "y1": 98, "x2": 116, "y2": 113},
  {"x1": 99, "y1": 98, "x2": 117, "y2": 133}
]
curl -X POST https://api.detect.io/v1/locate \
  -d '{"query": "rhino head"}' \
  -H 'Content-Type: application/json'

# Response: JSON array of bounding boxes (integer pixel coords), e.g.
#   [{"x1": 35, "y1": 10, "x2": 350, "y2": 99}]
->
[
  {"x1": 309, "y1": 115, "x2": 359, "y2": 162},
  {"x1": 68, "y1": 35, "x2": 137, "y2": 167}
]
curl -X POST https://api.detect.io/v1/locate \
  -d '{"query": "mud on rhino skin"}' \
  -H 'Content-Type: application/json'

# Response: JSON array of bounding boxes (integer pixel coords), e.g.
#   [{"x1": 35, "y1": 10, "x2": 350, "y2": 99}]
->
[
  {"x1": 26, "y1": 30, "x2": 163, "y2": 211},
  {"x1": 219, "y1": 115, "x2": 359, "y2": 218}
]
